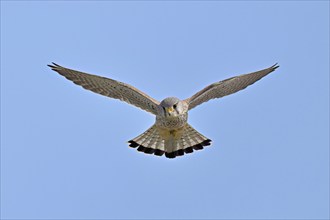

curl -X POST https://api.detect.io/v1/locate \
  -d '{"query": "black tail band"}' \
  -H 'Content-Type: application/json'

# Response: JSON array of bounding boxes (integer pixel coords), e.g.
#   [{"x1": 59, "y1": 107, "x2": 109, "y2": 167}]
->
[{"x1": 128, "y1": 139, "x2": 212, "y2": 159}]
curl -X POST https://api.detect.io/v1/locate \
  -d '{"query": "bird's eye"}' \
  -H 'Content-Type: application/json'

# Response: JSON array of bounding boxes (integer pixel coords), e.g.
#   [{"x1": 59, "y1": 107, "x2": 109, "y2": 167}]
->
[{"x1": 173, "y1": 104, "x2": 177, "y2": 109}]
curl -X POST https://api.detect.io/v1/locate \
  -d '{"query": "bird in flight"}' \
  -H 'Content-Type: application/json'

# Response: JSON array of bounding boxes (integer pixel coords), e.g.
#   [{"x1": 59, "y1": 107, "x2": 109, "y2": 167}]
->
[{"x1": 48, "y1": 63, "x2": 279, "y2": 159}]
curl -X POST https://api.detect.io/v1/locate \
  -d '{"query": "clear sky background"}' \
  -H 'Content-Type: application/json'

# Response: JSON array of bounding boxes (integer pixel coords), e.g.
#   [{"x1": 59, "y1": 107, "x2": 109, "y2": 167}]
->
[{"x1": 1, "y1": 1, "x2": 329, "y2": 219}]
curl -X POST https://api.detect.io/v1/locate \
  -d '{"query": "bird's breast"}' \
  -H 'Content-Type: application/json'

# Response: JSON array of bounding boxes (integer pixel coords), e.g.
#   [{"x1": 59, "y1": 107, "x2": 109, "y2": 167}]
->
[{"x1": 156, "y1": 113, "x2": 188, "y2": 129}]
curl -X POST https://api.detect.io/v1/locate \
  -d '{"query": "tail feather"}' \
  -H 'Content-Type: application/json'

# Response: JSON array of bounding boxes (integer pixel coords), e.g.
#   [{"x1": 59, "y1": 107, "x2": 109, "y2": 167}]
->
[{"x1": 128, "y1": 123, "x2": 212, "y2": 159}]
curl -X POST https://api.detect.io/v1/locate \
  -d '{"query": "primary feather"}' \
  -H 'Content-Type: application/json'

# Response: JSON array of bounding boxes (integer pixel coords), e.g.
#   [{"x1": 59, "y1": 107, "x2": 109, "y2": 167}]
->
[
  {"x1": 48, "y1": 63, "x2": 160, "y2": 115},
  {"x1": 185, "y1": 63, "x2": 279, "y2": 110}
]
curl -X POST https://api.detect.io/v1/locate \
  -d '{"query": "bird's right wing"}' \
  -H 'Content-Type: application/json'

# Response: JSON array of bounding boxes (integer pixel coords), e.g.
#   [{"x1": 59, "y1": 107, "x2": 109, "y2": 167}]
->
[
  {"x1": 185, "y1": 64, "x2": 279, "y2": 110},
  {"x1": 48, "y1": 63, "x2": 160, "y2": 115}
]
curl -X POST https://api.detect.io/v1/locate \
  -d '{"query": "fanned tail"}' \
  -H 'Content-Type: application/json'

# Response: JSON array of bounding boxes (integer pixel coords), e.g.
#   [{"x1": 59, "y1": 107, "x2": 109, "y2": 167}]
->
[
  {"x1": 128, "y1": 124, "x2": 212, "y2": 159},
  {"x1": 128, "y1": 124, "x2": 165, "y2": 156}
]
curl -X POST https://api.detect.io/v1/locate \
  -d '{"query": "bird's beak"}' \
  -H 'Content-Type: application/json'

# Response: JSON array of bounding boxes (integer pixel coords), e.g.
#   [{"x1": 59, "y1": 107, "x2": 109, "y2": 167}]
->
[{"x1": 166, "y1": 106, "x2": 174, "y2": 113}]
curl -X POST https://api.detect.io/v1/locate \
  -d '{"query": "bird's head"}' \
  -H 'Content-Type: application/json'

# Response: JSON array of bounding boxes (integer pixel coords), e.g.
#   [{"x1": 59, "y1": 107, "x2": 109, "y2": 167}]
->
[{"x1": 158, "y1": 97, "x2": 187, "y2": 117}]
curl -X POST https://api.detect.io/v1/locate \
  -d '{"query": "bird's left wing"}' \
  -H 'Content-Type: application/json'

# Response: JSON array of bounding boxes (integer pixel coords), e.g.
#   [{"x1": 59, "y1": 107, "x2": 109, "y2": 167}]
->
[
  {"x1": 48, "y1": 63, "x2": 160, "y2": 115},
  {"x1": 185, "y1": 64, "x2": 279, "y2": 110}
]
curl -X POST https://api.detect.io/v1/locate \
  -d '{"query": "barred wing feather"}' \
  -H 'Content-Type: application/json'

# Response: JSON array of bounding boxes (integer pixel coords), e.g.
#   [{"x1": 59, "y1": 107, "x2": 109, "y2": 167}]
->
[
  {"x1": 48, "y1": 63, "x2": 160, "y2": 115},
  {"x1": 185, "y1": 64, "x2": 279, "y2": 110}
]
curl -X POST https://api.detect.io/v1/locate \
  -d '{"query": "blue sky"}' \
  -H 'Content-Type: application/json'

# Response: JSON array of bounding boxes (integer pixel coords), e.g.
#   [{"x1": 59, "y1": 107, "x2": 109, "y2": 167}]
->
[{"x1": 1, "y1": 1, "x2": 329, "y2": 219}]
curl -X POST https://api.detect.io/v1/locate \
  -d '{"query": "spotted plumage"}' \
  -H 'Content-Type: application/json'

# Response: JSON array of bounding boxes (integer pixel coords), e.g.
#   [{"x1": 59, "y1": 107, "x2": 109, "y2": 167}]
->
[{"x1": 48, "y1": 63, "x2": 279, "y2": 159}]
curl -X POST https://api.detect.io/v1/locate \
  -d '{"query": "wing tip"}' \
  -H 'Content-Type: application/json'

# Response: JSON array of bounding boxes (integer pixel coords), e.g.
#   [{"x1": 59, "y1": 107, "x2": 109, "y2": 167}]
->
[
  {"x1": 271, "y1": 63, "x2": 280, "y2": 71},
  {"x1": 47, "y1": 62, "x2": 62, "y2": 70}
]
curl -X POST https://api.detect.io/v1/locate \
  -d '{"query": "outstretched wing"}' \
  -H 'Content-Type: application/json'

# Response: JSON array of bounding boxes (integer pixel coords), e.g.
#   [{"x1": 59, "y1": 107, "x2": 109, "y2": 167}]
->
[
  {"x1": 185, "y1": 64, "x2": 279, "y2": 110},
  {"x1": 48, "y1": 63, "x2": 160, "y2": 115}
]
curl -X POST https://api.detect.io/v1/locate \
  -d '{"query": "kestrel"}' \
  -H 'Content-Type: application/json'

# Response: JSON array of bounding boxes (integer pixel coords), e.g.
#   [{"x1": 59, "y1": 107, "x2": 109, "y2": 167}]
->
[{"x1": 48, "y1": 63, "x2": 279, "y2": 159}]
